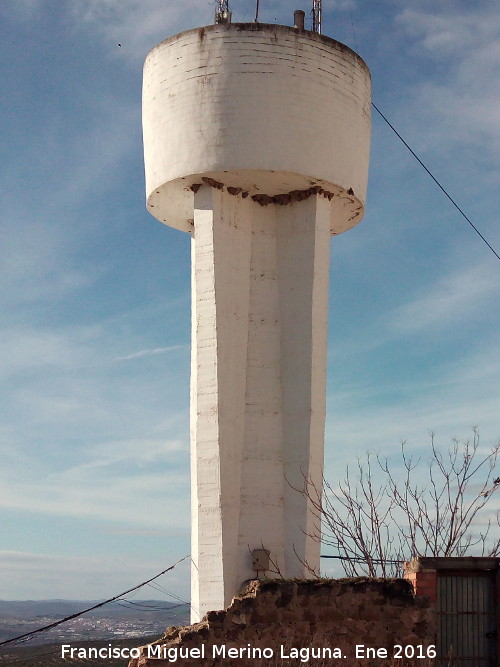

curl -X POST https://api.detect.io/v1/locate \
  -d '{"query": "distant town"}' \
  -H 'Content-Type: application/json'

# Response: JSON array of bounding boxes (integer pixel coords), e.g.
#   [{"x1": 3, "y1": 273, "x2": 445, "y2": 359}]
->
[{"x1": 0, "y1": 599, "x2": 189, "y2": 647}]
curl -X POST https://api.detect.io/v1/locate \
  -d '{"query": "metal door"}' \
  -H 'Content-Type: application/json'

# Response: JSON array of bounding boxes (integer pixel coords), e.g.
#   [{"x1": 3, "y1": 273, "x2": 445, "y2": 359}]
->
[{"x1": 437, "y1": 572, "x2": 497, "y2": 667}]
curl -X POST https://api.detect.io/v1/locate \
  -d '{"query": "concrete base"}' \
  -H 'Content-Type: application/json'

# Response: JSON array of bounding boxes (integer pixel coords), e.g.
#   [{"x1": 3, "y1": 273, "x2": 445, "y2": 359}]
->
[{"x1": 189, "y1": 186, "x2": 331, "y2": 621}]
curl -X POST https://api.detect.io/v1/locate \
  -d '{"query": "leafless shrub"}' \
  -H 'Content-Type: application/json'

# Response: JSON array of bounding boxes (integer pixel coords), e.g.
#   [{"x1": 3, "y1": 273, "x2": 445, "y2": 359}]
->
[{"x1": 298, "y1": 428, "x2": 500, "y2": 577}]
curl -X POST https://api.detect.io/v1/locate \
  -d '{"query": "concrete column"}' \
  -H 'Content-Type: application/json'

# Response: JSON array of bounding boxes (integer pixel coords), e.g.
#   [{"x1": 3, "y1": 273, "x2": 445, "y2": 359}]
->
[
  {"x1": 190, "y1": 186, "x2": 252, "y2": 618},
  {"x1": 278, "y1": 194, "x2": 331, "y2": 575},
  {"x1": 190, "y1": 187, "x2": 330, "y2": 620}
]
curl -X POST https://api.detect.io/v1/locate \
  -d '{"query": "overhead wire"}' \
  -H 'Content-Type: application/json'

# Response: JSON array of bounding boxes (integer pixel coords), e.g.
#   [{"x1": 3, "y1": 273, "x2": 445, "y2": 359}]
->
[
  {"x1": 145, "y1": 580, "x2": 199, "y2": 619},
  {"x1": 349, "y1": 9, "x2": 359, "y2": 51},
  {"x1": 145, "y1": 581, "x2": 189, "y2": 605},
  {"x1": 115, "y1": 600, "x2": 186, "y2": 611},
  {"x1": 371, "y1": 103, "x2": 500, "y2": 262},
  {"x1": 344, "y1": 11, "x2": 499, "y2": 262},
  {"x1": 321, "y1": 554, "x2": 403, "y2": 564},
  {"x1": 0, "y1": 555, "x2": 189, "y2": 649}
]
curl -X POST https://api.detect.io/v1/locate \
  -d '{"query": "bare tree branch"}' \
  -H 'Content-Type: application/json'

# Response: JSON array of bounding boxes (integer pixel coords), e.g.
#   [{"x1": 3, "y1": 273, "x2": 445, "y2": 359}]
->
[{"x1": 298, "y1": 430, "x2": 500, "y2": 577}]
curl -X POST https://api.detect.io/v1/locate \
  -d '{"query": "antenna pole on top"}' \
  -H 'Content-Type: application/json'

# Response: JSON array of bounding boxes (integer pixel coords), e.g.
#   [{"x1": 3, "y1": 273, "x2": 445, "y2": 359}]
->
[
  {"x1": 312, "y1": 0, "x2": 321, "y2": 33},
  {"x1": 215, "y1": 0, "x2": 232, "y2": 24}
]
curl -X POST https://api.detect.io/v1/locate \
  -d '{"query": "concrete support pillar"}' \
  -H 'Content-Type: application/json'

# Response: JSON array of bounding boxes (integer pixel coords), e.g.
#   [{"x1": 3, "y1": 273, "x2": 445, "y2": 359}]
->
[{"x1": 189, "y1": 186, "x2": 330, "y2": 620}]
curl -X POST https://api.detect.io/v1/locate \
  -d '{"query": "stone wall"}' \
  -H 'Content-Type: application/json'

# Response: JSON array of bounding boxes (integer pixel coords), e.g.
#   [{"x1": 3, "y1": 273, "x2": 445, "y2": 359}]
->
[{"x1": 128, "y1": 578, "x2": 435, "y2": 667}]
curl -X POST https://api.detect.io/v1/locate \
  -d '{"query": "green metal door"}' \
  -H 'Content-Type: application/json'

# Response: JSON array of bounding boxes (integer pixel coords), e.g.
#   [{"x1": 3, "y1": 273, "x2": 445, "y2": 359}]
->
[{"x1": 437, "y1": 572, "x2": 497, "y2": 667}]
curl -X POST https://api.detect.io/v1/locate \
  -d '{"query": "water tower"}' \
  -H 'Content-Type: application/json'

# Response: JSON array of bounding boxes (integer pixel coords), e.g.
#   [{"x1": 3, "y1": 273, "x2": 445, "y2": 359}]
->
[{"x1": 142, "y1": 12, "x2": 371, "y2": 622}]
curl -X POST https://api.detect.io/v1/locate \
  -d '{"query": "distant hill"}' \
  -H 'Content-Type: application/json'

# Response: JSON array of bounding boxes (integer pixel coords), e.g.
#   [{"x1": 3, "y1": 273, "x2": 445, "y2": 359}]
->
[{"x1": 0, "y1": 599, "x2": 186, "y2": 620}]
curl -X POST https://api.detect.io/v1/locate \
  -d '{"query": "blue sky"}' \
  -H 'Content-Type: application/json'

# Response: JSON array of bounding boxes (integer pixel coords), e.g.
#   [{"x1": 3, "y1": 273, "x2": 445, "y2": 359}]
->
[{"x1": 0, "y1": 0, "x2": 498, "y2": 603}]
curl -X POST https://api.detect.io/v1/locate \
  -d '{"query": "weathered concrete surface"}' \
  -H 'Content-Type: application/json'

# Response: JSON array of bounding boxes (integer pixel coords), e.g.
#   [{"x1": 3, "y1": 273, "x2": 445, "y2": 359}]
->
[
  {"x1": 142, "y1": 22, "x2": 372, "y2": 621},
  {"x1": 189, "y1": 188, "x2": 331, "y2": 619},
  {"x1": 128, "y1": 578, "x2": 435, "y2": 667},
  {"x1": 142, "y1": 23, "x2": 371, "y2": 234}
]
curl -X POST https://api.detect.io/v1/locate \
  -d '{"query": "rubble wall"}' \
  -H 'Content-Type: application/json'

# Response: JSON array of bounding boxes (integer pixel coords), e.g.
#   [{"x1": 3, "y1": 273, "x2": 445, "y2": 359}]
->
[{"x1": 129, "y1": 578, "x2": 435, "y2": 667}]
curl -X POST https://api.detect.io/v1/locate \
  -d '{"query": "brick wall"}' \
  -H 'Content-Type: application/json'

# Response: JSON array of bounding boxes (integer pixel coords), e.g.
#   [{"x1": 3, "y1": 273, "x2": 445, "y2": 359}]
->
[{"x1": 404, "y1": 569, "x2": 437, "y2": 603}]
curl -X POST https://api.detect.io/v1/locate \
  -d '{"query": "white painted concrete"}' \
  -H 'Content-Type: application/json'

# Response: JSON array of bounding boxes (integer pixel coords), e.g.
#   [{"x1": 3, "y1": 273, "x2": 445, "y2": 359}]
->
[
  {"x1": 142, "y1": 23, "x2": 371, "y2": 234},
  {"x1": 142, "y1": 23, "x2": 371, "y2": 622},
  {"x1": 190, "y1": 188, "x2": 331, "y2": 619}
]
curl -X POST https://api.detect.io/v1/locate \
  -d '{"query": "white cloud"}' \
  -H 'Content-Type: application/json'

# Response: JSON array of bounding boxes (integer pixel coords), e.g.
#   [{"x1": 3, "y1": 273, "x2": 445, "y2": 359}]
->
[
  {"x1": 64, "y1": 437, "x2": 186, "y2": 473},
  {"x1": 0, "y1": 0, "x2": 41, "y2": 21},
  {"x1": 97, "y1": 525, "x2": 180, "y2": 537},
  {"x1": 115, "y1": 346, "x2": 186, "y2": 362},
  {"x1": 334, "y1": 0, "x2": 357, "y2": 9},
  {"x1": 72, "y1": 0, "x2": 211, "y2": 62},
  {"x1": 70, "y1": 0, "x2": 354, "y2": 61},
  {"x1": 395, "y1": 5, "x2": 500, "y2": 154},
  {"x1": 0, "y1": 212, "x2": 100, "y2": 313},
  {"x1": 330, "y1": 256, "x2": 500, "y2": 367},
  {"x1": 0, "y1": 455, "x2": 190, "y2": 527},
  {"x1": 0, "y1": 551, "x2": 191, "y2": 600},
  {"x1": 387, "y1": 261, "x2": 500, "y2": 334},
  {"x1": 0, "y1": 105, "x2": 138, "y2": 321},
  {"x1": 326, "y1": 340, "x2": 500, "y2": 470},
  {"x1": 397, "y1": 7, "x2": 499, "y2": 57},
  {"x1": 61, "y1": 104, "x2": 140, "y2": 205},
  {"x1": 0, "y1": 318, "x2": 190, "y2": 529},
  {"x1": 0, "y1": 326, "x2": 98, "y2": 381}
]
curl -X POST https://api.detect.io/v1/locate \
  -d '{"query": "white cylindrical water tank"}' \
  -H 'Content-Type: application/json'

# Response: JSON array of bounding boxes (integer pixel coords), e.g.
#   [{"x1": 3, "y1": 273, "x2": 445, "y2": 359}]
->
[{"x1": 142, "y1": 23, "x2": 371, "y2": 234}]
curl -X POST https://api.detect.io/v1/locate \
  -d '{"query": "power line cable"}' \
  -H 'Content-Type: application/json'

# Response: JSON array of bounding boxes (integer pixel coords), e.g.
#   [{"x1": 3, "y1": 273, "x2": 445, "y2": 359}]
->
[
  {"x1": 349, "y1": 9, "x2": 358, "y2": 51},
  {"x1": 346, "y1": 10, "x2": 498, "y2": 261},
  {"x1": 145, "y1": 581, "x2": 190, "y2": 605},
  {"x1": 145, "y1": 579, "x2": 198, "y2": 617},
  {"x1": 321, "y1": 554, "x2": 403, "y2": 564},
  {"x1": 372, "y1": 103, "x2": 500, "y2": 261},
  {"x1": 0, "y1": 555, "x2": 189, "y2": 649},
  {"x1": 115, "y1": 600, "x2": 187, "y2": 611}
]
